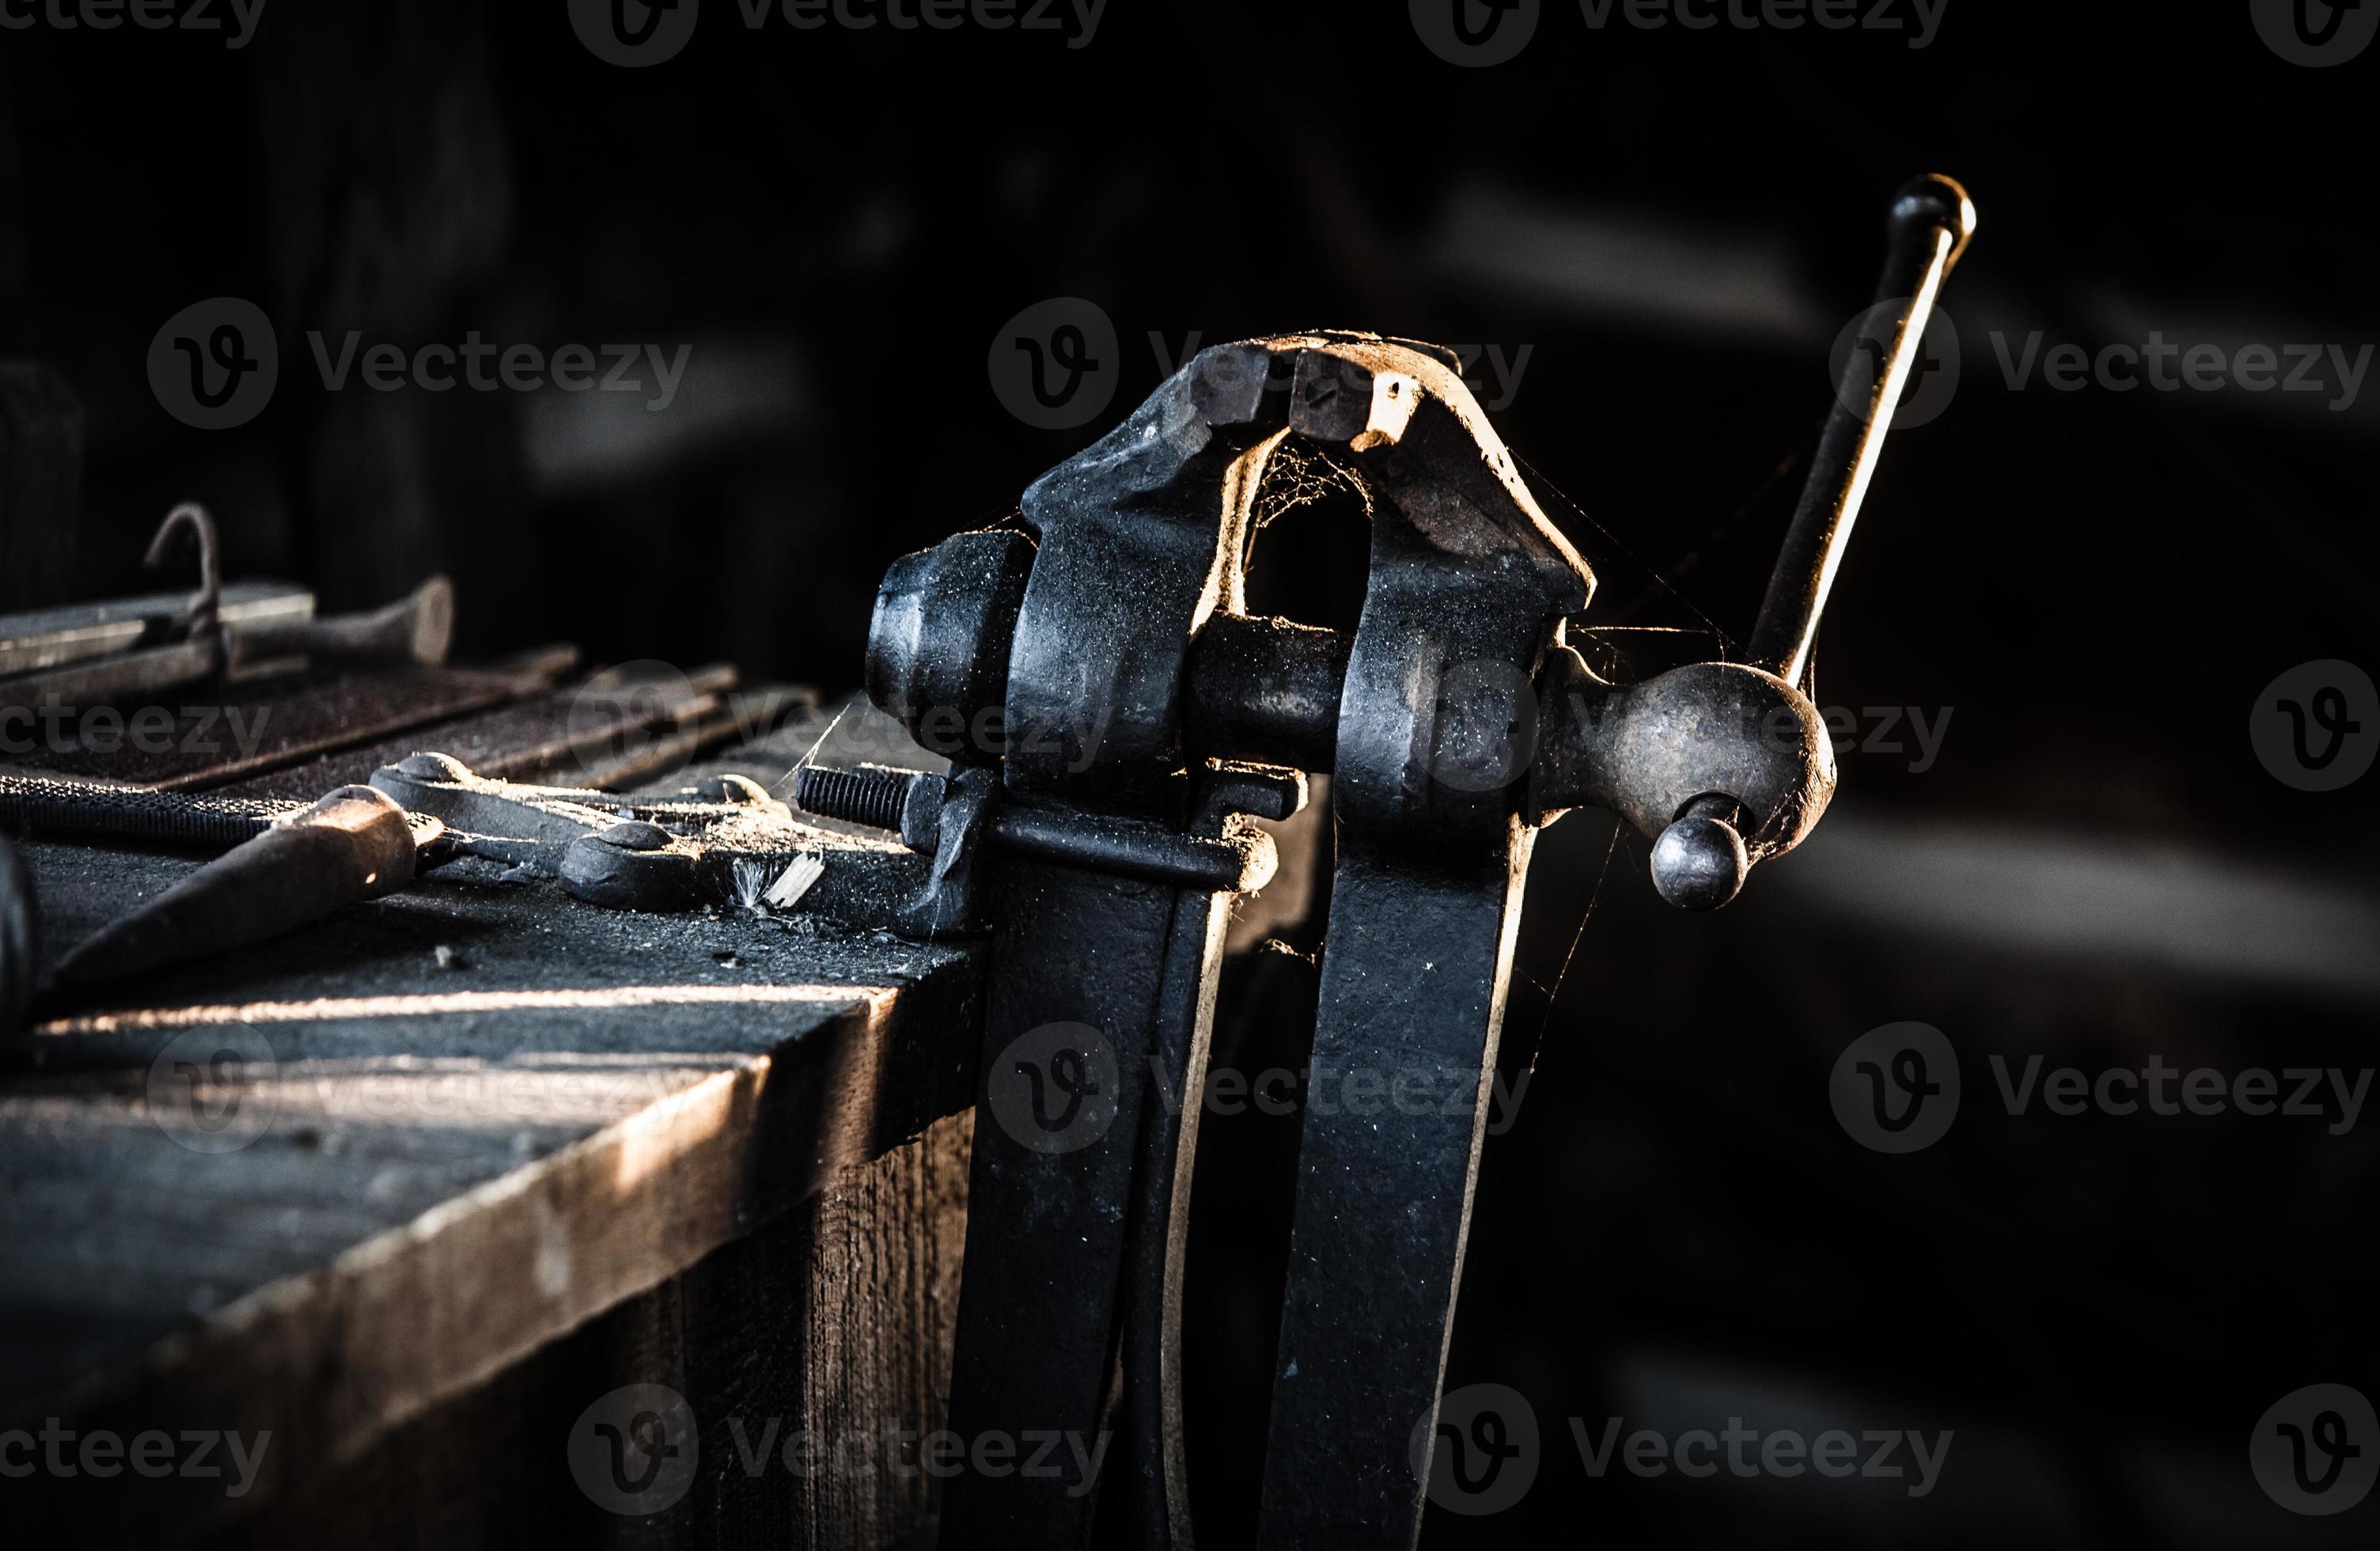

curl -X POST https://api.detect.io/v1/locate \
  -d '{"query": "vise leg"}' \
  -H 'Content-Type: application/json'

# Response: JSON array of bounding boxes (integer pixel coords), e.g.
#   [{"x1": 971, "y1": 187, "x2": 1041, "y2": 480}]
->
[
  {"x1": 938, "y1": 856, "x2": 1228, "y2": 1548},
  {"x1": 1255, "y1": 834, "x2": 1533, "y2": 1546}
]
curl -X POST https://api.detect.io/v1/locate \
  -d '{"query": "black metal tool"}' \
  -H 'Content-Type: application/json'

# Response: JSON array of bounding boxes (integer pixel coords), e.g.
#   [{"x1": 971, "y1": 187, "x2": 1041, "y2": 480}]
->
[
  {"x1": 45, "y1": 784, "x2": 443, "y2": 988},
  {"x1": 371, "y1": 752, "x2": 822, "y2": 911},
  {"x1": 0, "y1": 579, "x2": 313, "y2": 678},
  {"x1": 0, "y1": 755, "x2": 839, "y2": 1004},
  {"x1": 794, "y1": 175, "x2": 1974, "y2": 1548},
  {"x1": 0, "y1": 503, "x2": 455, "y2": 711}
]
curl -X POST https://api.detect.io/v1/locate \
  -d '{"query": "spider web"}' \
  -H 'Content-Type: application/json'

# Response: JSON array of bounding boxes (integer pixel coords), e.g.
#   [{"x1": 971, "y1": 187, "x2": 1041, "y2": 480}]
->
[{"x1": 1251, "y1": 438, "x2": 1369, "y2": 530}]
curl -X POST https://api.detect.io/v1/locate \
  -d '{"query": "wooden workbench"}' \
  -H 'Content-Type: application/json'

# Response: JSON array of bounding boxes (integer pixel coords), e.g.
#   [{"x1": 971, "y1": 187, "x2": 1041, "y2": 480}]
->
[{"x1": 0, "y1": 709, "x2": 983, "y2": 1547}]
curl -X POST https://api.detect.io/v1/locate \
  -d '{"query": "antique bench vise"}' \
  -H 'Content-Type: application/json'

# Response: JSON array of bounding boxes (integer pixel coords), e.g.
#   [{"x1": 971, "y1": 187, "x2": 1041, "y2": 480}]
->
[{"x1": 794, "y1": 175, "x2": 1975, "y2": 1548}]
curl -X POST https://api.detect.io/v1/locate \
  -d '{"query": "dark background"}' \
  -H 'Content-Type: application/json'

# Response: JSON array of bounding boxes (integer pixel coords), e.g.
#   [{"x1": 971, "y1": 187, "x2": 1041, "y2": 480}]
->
[{"x1": 5, "y1": 2, "x2": 2376, "y2": 1545}]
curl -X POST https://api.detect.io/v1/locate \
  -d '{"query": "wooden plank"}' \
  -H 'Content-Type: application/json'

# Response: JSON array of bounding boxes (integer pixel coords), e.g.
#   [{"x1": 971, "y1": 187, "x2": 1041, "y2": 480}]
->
[
  {"x1": 210, "y1": 1112, "x2": 972, "y2": 1550},
  {"x1": 3, "y1": 665, "x2": 555, "y2": 790},
  {"x1": 0, "y1": 726, "x2": 982, "y2": 1539},
  {"x1": 207, "y1": 666, "x2": 806, "y2": 801}
]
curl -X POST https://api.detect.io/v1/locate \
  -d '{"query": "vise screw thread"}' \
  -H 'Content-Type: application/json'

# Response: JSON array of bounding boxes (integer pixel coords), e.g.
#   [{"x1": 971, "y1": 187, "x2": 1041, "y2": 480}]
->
[{"x1": 792, "y1": 764, "x2": 911, "y2": 832}]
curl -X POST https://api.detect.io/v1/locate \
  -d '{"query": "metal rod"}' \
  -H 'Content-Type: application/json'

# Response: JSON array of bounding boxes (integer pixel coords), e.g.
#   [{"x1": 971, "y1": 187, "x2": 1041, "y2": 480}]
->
[
  {"x1": 0, "y1": 581, "x2": 313, "y2": 679},
  {"x1": 0, "y1": 770, "x2": 295, "y2": 848},
  {"x1": 143, "y1": 502, "x2": 222, "y2": 644},
  {"x1": 1747, "y1": 174, "x2": 1976, "y2": 685}
]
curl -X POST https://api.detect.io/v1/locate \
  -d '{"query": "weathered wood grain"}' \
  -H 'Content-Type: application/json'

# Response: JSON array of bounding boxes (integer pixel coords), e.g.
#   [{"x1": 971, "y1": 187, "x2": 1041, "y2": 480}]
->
[
  {"x1": 196, "y1": 1109, "x2": 974, "y2": 1551},
  {"x1": 0, "y1": 739, "x2": 981, "y2": 1542}
]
